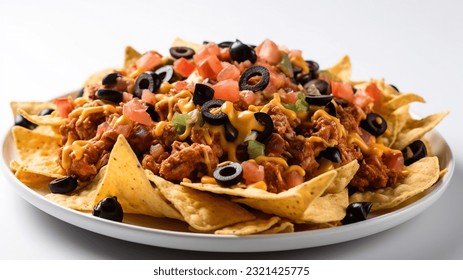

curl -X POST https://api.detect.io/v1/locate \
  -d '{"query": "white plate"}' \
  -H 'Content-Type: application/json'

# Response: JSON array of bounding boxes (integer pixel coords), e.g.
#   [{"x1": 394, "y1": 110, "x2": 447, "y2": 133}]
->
[{"x1": 1, "y1": 127, "x2": 454, "y2": 252}]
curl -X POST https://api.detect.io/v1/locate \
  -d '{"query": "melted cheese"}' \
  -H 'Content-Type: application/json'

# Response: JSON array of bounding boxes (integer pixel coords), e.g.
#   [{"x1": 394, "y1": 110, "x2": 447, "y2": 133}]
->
[
  {"x1": 61, "y1": 139, "x2": 89, "y2": 170},
  {"x1": 285, "y1": 165, "x2": 306, "y2": 177},
  {"x1": 69, "y1": 104, "x2": 117, "y2": 124},
  {"x1": 254, "y1": 156, "x2": 289, "y2": 168}
]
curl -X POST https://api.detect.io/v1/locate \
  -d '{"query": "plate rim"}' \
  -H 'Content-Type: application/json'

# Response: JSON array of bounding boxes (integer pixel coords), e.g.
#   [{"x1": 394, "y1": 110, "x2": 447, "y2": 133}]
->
[{"x1": 1, "y1": 125, "x2": 455, "y2": 252}]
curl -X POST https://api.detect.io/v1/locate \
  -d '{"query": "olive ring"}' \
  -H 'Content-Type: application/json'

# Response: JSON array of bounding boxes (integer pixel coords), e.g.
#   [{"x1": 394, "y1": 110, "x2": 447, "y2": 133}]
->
[{"x1": 239, "y1": 65, "x2": 270, "y2": 92}]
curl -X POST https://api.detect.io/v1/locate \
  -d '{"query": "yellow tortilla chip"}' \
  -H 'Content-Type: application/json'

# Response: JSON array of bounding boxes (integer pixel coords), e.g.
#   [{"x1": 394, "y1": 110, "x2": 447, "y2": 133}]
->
[
  {"x1": 391, "y1": 112, "x2": 448, "y2": 150},
  {"x1": 171, "y1": 37, "x2": 203, "y2": 53},
  {"x1": 327, "y1": 55, "x2": 352, "y2": 82},
  {"x1": 148, "y1": 173, "x2": 255, "y2": 232},
  {"x1": 214, "y1": 216, "x2": 282, "y2": 235},
  {"x1": 261, "y1": 220, "x2": 295, "y2": 234},
  {"x1": 325, "y1": 160, "x2": 359, "y2": 193},
  {"x1": 46, "y1": 166, "x2": 107, "y2": 211},
  {"x1": 12, "y1": 126, "x2": 64, "y2": 178},
  {"x1": 10, "y1": 101, "x2": 56, "y2": 118},
  {"x1": 299, "y1": 188, "x2": 349, "y2": 223},
  {"x1": 92, "y1": 135, "x2": 183, "y2": 220},
  {"x1": 231, "y1": 170, "x2": 336, "y2": 221},
  {"x1": 17, "y1": 108, "x2": 65, "y2": 126},
  {"x1": 124, "y1": 46, "x2": 141, "y2": 69},
  {"x1": 349, "y1": 156, "x2": 440, "y2": 211}
]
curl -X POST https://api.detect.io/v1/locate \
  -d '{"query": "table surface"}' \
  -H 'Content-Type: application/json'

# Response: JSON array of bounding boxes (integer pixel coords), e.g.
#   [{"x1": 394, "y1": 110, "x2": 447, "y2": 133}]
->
[{"x1": 1, "y1": 0, "x2": 462, "y2": 259}]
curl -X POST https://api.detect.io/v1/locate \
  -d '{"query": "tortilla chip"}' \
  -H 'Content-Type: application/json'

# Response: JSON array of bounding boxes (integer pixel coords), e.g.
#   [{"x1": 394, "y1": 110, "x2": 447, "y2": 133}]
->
[
  {"x1": 171, "y1": 37, "x2": 203, "y2": 53},
  {"x1": 10, "y1": 101, "x2": 56, "y2": 119},
  {"x1": 231, "y1": 170, "x2": 337, "y2": 221},
  {"x1": 214, "y1": 216, "x2": 282, "y2": 235},
  {"x1": 327, "y1": 55, "x2": 352, "y2": 82},
  {"x1": 349, "y1": 156, "x2": 440, "y2": 211},
  {"x1": 14, "y1": 165, "x2": 54, "y2": 189},
  {"x1": 391, "y1": 112, "x2": 448, "y2": 150},
  {"x1": 299, "y1": 188, "x2": 349, "y2": 223},
  {"x1": 17, "y1": 108, "x2": 65, "y2": 126},
  {"x1": 148, "y1": 173, "x2": 255, "y2": 232},
  {"x1": 261, "y1": 220, "x2": 295, "y2": 234},
  {"x1": 11, "y1": 126, "x2": 64, "y2": 178},
  {"x1": 46, "y1": 166, "x2": 107, "y2": 211},
  {"x1": 325, "y1": 160, "x2": 359, "y2": 193},
  {"x1": 124, "y1": 46, "x2": 141, "y2": 69},
  {"x1": 92, "y1": 135, "x2": 183, "y2": 220}
]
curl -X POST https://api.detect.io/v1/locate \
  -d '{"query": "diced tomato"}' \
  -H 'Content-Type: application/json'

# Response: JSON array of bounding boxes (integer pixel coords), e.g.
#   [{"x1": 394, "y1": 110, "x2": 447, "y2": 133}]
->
[
  {"x1": 122, "y1": 92, "x2": 133, "y2": 102},
  {"x1": 113, "y1": 123, "x2": 132, "y2": 138},
  {"x1": 141, "y1": 89, "x2": 157, "y2": 105},
  {"x1": 217, "y1": 63, "x2": 240, "y2": 81},
  {"x1": 193, "y1": 43, "x2": 220, "y2": 65},
  {"x1": 196, "y1": 55, "x2": 224, "y2": 80},
  {"x1": 173, "y1": 80, "x2": 189, "y2": 92},
  {"x1": 53, "y1": 97, "x2": 74, "y2": 118},
  {"x1": 384, "y1": 150, "x2": 405, "y2": 172},
  {"x1": 352, "y1": 89, "x2": 373, "y2": 108},
  {"x1": 96, "y1": 122, "x2": 110, "y2": 137},
  {"x1": 331, "y1": 81, "x2": 355, "y2": 103},
  {"x1": 241, "y1": 161, "x2": 265, "y2": 184},
  {"x1": 364, "y1": 83, "x2": 383, "y2": 105},
  {"x1": 240, "y1": 90, "x2": 257, "y2": 105},
  {"x1": 136, "y1": 51, "x2": 162, "y2": 71},
  {"x1": 173, "y1": 57, "x2": 196, "y2": 78},
  {"x1": 212, "y1": 79, "x2": 240, "y2": 102},
  {"x1": 283, "y1": 170, "x2": 304, "y2": 189},
  {"x1": 218, "y1": 47, "x2": 231, "y2": 61},
  {"x1": 255, "y1": 39, "x2": 281, "y2": 65},
  {"x1": 280, "y1": 91, "x2": 299, "y2": 104},
  {"x1": 122, "y1": 98, "x2": 152, "y2": 126}
]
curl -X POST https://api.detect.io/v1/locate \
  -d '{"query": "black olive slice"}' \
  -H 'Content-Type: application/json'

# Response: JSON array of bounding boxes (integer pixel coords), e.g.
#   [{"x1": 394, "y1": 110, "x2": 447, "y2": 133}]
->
[
  {"x1": 14, "y1": 114, "x2": 37, "y2": 130},
  {"x1": 49, "y1": 176, "x2": 78, "y2": 194},
  {"x1": 239, "y1": 66, "x2": 270, "y2": 92},
  {"x1": 134, "y1": 71, "x2": 161, "y2": 98},
  {"x1": 169, "y1": 46, "x2": 195, "y2": 59},
  {"x1": 229, "y1": 39, "x2": 257, "y2": 64},
  {"x1": 201, "y1": 99, "x2": 228, "y2": 125},
  {"x1": 154, "y1": 65, "x2": 177, "y2": 83},
  {"x1": 341, "y1": 202, "x2": 373, "y2": 225},
  {"x1": 213, "y1": 162, "x2": 243, "y2": 187},
  {"x1": 306, "y1": 60, "x2": 320, "y2": 74},
  {"x1": 145, "y1": 103, "x2": 160, "y2": 122},
  {"x1": 92, "y1": 196, "x2": 123, "y2": 222},
  {"x1": 319, "y1": 146, "x2": 342, "y2": 163},
  {"x1": 389, "y1": 84, "x2": 400, "y2": 92},
  {"x1": 77, "y1": 87, "x2": 85, "y2": 98},
  {"x1": 325, "y1": 102, "x2": 337, "y2": 117},
  {"x1": 193, "y1": 83, "x2": 215, "y2": 106},
  {"x1": 402, "y1": 140, "x2": 427, "y2": 166},
  {"x1": 305, "y1": 95, "x2": 333, "y2": 107},
  {"x1": 253, "y1": 112, "x2": 273, "y2": 142},
  {"x1": 334, "y1": 98, "x2": 349, "y2": 107},
  {"x1": 224, "y1": 121, "x2": 238, "y2": 142},
  {"x1": 38, "y1": 108, "x2": 54, "y2": 116},
  {"x1": 218, "y1": 41, "x2": 233, "y2": 48},
  {"x1": 101, "y1": 72, "x2": 120, "y2": 86},
  {"x1": 304, "y1": 79, "x2": 331, "y2": 95},
  {"x1": 360, "y1": 113, "x2": 387, "y2": 136},
  {"x1": 96, "y1": 88, "x2": 123, "y2": 103}
]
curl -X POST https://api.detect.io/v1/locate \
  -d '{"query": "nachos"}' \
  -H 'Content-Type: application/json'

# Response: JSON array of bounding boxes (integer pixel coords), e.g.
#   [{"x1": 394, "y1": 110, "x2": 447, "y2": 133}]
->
[{"x1": 9, "y1": 38, "x2": 448, "y2": 234}]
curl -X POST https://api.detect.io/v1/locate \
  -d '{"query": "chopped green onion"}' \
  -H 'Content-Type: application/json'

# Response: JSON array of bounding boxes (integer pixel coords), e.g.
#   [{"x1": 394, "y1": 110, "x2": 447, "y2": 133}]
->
[
  {"x1": 282, "y1": 92, "x2": 309, "y2": 112},
  {"x1": 172, "y1": 112, "x2": 191, "y2": 134},
  {"x1": 277, "y1": 52, "x2": 293, "y2": 78},
  {"x1": 247, "y1": 140, "x2": 265, "y2": 159}
]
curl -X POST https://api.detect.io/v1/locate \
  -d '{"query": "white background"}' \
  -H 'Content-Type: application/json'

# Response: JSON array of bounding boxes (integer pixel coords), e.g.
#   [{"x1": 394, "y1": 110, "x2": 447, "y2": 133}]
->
[{"x1": 0, "y1": 0, "x2": 462, "y2": 259}]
